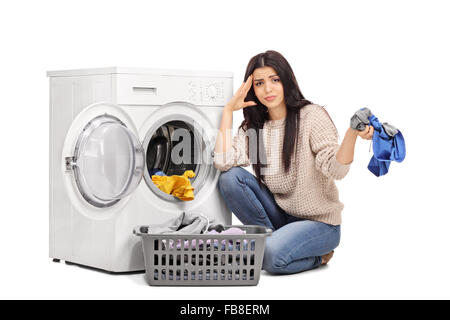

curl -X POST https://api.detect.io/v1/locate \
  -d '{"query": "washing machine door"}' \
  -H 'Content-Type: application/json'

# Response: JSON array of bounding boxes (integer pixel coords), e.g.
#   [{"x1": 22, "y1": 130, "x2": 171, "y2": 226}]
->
[{"x1": 66, "y1": 114, "x2": 145, "y2": 208}]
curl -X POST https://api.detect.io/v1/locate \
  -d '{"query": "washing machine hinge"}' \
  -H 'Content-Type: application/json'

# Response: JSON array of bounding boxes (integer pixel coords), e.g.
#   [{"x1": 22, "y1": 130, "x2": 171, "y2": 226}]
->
[{"x1": 65, "y1": 156, "x2": 77, "y2": 171}]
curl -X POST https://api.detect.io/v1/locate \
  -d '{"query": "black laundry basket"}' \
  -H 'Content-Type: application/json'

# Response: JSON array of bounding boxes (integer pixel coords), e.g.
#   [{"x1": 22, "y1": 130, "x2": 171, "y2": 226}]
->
[{"x1": 133, "y1": 225, "x2": 272, "y2": 286}]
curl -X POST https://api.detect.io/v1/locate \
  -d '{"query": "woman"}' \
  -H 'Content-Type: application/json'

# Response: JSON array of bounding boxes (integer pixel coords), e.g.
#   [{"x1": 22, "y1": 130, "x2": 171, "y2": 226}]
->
[{"x1": 213, "y1": 50, "x2": 373, "y2": 274}]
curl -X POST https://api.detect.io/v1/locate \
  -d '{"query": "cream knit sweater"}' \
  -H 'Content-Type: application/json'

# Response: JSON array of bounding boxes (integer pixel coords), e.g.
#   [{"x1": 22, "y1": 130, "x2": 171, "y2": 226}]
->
[{"x1": 213, "y1": 104, "x2": 351, "y2": 226}]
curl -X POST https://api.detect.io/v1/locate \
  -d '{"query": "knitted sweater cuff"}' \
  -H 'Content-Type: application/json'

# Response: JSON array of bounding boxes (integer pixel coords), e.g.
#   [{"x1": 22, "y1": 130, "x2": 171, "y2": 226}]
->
[{"x1": 329, "y1": 154, "x2": 351, "y2": 180}]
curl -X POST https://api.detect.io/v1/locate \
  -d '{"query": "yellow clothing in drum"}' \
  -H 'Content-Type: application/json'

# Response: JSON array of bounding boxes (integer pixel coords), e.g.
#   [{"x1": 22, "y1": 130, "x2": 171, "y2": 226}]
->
[{"x1": 152, "y1": 170, "x2": 196, "y2": 201}]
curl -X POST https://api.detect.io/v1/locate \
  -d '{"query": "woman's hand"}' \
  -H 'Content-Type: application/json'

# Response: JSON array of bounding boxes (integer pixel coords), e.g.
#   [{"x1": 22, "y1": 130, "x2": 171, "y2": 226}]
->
[
  {"x1": 353, "y1": 125, "x2": 374, "y2": 140},
  {"x1": 337, "y1": 125, "x2": 374, "y2": 165},
  {"x1": 225, "y1": 74, "x2": 257, "y2": 112}
]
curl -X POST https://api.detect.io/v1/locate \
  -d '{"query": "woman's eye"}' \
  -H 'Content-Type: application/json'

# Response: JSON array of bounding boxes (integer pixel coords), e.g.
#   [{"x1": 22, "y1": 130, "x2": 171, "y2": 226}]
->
[{"x1": 255, "y1": 79, "x2": 279, "y2": 86}]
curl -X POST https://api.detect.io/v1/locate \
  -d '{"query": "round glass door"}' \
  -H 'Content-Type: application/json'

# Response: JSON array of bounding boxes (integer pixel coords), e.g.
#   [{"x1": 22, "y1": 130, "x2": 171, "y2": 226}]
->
[{"x1": 71, "y1": 114, "x2": 145, "y2": 207}]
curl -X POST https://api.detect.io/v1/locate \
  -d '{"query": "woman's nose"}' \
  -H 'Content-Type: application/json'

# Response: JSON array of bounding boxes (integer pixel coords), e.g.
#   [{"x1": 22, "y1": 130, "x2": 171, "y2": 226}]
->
[{"x1": 264, "y1": 83, "x2": 273, "y2": 93}]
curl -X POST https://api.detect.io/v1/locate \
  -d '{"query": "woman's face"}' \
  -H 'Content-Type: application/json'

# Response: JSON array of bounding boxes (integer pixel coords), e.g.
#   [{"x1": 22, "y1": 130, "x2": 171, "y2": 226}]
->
[{"x1": 252, "y1": 66, "x2": 285, "y2": 111}]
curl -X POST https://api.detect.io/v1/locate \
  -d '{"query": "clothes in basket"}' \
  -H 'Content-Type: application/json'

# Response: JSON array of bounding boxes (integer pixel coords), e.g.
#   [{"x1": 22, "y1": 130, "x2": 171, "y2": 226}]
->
[
  {"x1": 145, "y1": 211, "x2": 210, "y2": 235},
  {"x1": 165, "y1": 227, "x2": 248, "y2": 250}
]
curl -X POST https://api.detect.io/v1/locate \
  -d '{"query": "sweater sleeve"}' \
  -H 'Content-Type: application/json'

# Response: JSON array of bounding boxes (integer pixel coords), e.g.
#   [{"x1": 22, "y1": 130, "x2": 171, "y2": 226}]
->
[
  {"x1": 309, "y1": 106, "x2": 351, "y2": 180},
  {"x1": 213, "y1": 127, "x2": 251, "y2": 172}
]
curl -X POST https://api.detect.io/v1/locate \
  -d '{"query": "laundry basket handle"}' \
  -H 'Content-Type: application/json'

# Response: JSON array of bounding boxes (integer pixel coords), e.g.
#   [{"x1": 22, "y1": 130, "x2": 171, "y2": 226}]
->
[{"x1": 133, "y1": 226, "x2": 148, "y2": 236}]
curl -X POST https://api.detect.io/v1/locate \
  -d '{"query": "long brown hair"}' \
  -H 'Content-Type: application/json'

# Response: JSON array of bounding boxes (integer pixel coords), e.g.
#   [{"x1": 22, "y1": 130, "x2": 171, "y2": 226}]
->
[{"x1": 240, "y1": 50, "x2": 312, "y2": 184}]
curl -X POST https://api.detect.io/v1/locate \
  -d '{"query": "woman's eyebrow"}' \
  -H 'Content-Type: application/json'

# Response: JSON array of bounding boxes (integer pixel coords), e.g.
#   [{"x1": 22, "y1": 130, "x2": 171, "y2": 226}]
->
[{"x1": 253, "y1": 75, "x2": 278, "y2": 81}]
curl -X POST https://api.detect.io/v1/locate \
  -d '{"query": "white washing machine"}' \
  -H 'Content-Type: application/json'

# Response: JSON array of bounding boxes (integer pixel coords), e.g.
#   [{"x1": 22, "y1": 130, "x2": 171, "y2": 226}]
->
[{"x1": 48, "y1": 67, "x2": 233, "y2": 273}]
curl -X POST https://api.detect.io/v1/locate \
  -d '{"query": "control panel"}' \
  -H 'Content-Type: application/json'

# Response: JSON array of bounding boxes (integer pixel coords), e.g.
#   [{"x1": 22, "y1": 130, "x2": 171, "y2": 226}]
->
[
  {"x1": 201, "y1": 81, "x2": 225, "y2": 104},
  {"x1": 160, "y1": 75, "x2": 232, "y2": 106},
  {"x1": 184, "y1": 79, "x2": 228, "y2": 105}
]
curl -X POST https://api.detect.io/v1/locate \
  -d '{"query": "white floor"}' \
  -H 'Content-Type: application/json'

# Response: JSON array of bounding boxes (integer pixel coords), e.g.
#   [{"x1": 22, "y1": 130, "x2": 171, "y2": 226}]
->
[
  {"x1": 3, "y1": 206, "x2": 450, "y2": 300},
  {"x1": 4, "y1": 244, "x2": 448, "y2": 300}
]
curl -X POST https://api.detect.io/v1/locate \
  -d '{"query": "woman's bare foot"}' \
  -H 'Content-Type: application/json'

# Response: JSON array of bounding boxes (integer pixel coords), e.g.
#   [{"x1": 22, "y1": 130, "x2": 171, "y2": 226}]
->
[{"x1": 321, "y1": 250, "x2": 334, "y2": 265}]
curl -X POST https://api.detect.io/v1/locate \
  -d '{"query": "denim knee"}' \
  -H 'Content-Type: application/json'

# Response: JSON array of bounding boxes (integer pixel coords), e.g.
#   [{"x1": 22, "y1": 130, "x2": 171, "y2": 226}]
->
[
  {"x1": 218, "y1": 167, "x2": 244, "y2": 196},
  {"x1": 262, "y1": 242, "x2": 286, "y2": 274}
]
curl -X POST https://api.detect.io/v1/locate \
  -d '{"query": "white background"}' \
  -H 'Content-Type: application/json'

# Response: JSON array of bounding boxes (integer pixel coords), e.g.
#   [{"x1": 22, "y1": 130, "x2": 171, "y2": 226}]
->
[{"x1": 1, "y1": 0, "x2": 449, "y2": 300}]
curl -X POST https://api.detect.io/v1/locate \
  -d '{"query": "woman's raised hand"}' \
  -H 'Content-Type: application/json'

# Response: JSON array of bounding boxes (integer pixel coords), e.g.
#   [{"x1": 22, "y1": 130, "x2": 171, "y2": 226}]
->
[
  {"x1": 225, "y1": 74, "x2": 258, "y2": 112},
  {"x1": 356, "y1": 125, "x2": 374, "y2": 140}
]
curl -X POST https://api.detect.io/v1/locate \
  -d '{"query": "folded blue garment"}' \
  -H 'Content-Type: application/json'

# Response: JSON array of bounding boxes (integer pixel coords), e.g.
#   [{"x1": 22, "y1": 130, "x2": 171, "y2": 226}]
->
[{"x1": 367, "y1": 114, "x2": 406, "y2": 177}]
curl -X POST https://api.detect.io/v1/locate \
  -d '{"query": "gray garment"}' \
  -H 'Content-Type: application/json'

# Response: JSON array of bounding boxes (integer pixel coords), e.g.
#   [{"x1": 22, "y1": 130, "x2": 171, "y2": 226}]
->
[
  {"x1": 381, "y1": 122, "x2": 398, "y2": 137},
  {"x1": 350, "y1": 108, "x2": 372, "y2": 131},
  {"x1": 350, "y1": 107, "x2": 398, "y2": 137},
  {"x1": 146, "y1": 211, "x2": 211, "y2": 235}
]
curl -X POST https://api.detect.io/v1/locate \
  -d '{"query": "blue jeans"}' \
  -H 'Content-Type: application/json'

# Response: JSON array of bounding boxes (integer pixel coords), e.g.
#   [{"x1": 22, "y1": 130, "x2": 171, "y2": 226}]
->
[{"x1": 218, "y1": 167, "x2": 341, "y2": 274}]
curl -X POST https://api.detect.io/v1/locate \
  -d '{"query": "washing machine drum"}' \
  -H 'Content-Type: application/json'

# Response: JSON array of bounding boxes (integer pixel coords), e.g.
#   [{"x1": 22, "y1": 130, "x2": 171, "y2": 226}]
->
[
  {"x1": 72, "y1": 115, "x2": 145, "y2": 207},
  {"x1": 146, "y1": 120, "x2": 198, "y2": 177}
]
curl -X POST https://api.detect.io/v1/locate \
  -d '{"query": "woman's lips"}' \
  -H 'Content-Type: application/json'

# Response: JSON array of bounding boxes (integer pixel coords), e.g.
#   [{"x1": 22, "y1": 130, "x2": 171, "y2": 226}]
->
[{"x1": 265, "y1": 96, "x2": 276, "y2": 101}]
